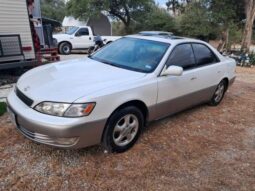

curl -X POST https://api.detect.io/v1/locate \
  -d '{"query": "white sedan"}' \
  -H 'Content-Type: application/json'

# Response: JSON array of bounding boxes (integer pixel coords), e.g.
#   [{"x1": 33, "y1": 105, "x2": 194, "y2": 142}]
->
[{"x1": 7, "y1": 35, "x2": 236, "y2": 153}]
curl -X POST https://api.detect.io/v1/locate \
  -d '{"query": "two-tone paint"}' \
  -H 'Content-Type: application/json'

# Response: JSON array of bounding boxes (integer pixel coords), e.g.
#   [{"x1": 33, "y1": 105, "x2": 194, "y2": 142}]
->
[{"x1": 7, "y1": 35, "x2": 236, "y2": 148}]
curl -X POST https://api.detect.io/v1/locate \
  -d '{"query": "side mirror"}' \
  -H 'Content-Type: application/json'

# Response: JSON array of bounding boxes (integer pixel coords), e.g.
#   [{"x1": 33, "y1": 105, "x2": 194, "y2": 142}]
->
[
  {"x1": 75, "y1": 32, "x2": 81, "y2": 37},
  {"x1": 161, "y1": 65, "x2": 183, "y2": 76}
]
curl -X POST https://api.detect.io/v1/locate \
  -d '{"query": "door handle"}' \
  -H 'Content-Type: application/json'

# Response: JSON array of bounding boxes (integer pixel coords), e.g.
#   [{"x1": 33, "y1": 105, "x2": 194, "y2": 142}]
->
[
  {"x1": 190, "y1": 77, "x2": 197, "y2": 80},
  {"x1": 89, "y1": 37, "x2": 92, "y2": 40}
]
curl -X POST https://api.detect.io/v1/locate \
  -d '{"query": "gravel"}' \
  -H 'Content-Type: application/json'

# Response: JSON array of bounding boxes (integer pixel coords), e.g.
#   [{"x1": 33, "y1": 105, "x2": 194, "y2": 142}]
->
[{"x1": 0, "y1": 67, "x2": 254, "y2": 191}]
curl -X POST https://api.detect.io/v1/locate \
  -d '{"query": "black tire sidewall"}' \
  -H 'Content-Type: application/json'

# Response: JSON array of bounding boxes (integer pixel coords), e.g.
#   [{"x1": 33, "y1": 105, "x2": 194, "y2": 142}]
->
[
  {"x1": 60, "y1": 42, "x2": 71, "y2": 55},
  {"x1": 102, "y1": 106, "x2": 144, "y2": 153},
  {"x1": 210, "y1": 80, "x2": 227, "y2": 106}
]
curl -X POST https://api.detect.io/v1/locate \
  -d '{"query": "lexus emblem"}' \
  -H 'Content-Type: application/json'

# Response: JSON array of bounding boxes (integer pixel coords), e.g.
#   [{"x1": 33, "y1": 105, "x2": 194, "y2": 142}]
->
[{"x1": 24, "y1": 86, "x2": 30, "y2": 92}]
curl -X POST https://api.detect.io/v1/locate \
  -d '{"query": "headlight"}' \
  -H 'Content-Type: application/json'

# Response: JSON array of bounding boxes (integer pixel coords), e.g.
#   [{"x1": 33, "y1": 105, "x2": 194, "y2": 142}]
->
[
  {"x1": 34, "y1": 102, "x2": 95, "y2": 117},
  {"x1": 64, "y1": 103, "x2": 95, "y2": 117}
]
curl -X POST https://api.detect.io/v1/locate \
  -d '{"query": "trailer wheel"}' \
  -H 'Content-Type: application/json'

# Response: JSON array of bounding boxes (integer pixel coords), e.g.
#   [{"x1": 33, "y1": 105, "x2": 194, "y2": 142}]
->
[{"x1": 59, "y1": 42, "x2": 72, "y2": 55}]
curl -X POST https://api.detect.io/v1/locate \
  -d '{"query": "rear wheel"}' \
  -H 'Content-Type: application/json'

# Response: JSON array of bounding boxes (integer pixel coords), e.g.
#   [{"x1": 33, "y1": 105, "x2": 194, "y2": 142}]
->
[
  {"x1": 102, "y1": 106, "x2": 144, "y2": 153},
  {"x1": 209, "y1": 80, "x2": 227, "y2": 106},
  {"x1": 59, "y1": 42, "x2": 72, "y2": 55}
]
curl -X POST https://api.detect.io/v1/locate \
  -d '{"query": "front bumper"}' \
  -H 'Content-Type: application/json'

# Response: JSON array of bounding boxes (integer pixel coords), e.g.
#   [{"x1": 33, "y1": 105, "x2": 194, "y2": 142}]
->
[{"x1": 7, "y1": 90, "x2": 107, "y2": 149}]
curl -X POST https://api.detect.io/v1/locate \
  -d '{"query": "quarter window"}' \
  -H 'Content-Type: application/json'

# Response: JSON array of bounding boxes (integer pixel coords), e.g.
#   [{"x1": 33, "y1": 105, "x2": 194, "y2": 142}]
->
[
  {"x1": 192, "y1": 43, "x2": 218, "y2": 66},
  {"x1": 166, "y1": 44, "x2": 196, "y2": 70}
]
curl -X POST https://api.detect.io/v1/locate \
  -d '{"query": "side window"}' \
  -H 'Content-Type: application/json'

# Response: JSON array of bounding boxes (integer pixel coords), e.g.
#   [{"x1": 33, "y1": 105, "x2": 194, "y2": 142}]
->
[
  {"x1": 166, "y1": 44, "x2": 196, "y2": 70},
  {"x1": 192, "y1": 43, "x2": 218, "y2": 66},
  {"x1": 76, "y1": 28, "x2": 89, "y2": 36}
]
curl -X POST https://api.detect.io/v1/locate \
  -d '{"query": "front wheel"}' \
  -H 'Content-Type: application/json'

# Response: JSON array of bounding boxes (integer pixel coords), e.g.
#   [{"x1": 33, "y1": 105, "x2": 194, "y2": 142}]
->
[
  {"x1": 59, "y1": 42, "x2": 72, "y2": 55},
  {"x1": 209, "y1": 80, "x2": 227, "y2": 106},
  {"x1": 102, "y1": 106, "x2": 144, "y2": 153}
]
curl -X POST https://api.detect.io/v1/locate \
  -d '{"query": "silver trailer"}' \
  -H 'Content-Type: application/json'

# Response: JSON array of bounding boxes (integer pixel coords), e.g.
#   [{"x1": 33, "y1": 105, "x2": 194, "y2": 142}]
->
[{"x1": 0, "y1": 0, "x2": 38, "y2": 70}]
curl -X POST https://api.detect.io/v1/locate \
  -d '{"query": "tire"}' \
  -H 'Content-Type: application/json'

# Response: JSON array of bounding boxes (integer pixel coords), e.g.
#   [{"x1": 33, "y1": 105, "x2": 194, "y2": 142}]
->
[
  {"x1": 88, "y1": 46, "x2": 95, "y2": 55},
  {"x1": 102, "y1": 106, "x2": 144, "y2": 153},
  {"x1": 59, "y1": 42, "x2": 71, "y2": 55},
  {"x1": 209, "y1": 80, "x2": 227, "y2": 106}
]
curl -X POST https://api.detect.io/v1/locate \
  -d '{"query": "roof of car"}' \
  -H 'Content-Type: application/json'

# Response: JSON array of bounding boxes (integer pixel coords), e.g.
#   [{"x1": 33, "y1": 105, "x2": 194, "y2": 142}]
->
[
  {"x1": 139, "y1": 31, "x2": 173, "y2": 36},
  {"x1": 127, "y1": 34, "x2": 204, "y2": 45}
]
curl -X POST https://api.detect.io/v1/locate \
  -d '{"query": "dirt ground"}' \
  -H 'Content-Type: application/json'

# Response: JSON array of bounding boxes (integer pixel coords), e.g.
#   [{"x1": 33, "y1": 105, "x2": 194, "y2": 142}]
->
[{"x1": 0, "y1": 67, "x2": 254, "y2": 191}]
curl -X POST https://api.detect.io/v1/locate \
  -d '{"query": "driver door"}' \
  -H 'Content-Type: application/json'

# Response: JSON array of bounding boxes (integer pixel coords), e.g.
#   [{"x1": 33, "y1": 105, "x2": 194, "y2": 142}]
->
[
  {"x1": 73, "y1": 27, "x2": 94, "y2": 49},
  {"x1": 155, "y1": 43, "x2": 203, "y2": 119}
]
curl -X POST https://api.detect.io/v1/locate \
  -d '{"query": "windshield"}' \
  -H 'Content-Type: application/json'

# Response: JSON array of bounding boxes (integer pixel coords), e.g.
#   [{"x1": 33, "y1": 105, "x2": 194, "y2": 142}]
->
[
  {"x1": 65, "y1": 26, "x2": 79, "y2": 35},
  {"x1": 90, "y1": 37, "x2": 170, "y2": 73}
]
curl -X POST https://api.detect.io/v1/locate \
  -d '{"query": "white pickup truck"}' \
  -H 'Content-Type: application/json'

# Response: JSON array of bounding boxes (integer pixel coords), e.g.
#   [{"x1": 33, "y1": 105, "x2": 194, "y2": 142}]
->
[{"x1": 53, "y1": 26, "x2": 121, "y2": 55}]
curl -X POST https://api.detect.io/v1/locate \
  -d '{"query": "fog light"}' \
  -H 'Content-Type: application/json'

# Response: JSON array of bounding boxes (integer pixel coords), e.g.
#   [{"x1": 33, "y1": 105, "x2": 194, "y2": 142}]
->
[{"x1": 54, "y1": 137, "x2": 79, "y2": 146}]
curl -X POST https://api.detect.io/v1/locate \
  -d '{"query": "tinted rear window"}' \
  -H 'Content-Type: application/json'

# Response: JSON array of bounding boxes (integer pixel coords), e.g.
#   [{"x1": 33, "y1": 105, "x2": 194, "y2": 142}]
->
[{"x1": 192, "y1": 43, "x2": 218, "y2": 66}]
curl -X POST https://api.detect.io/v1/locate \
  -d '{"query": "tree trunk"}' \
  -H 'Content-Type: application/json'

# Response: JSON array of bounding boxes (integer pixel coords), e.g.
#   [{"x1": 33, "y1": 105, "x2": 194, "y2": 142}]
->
[
  {"x1": 217, "y1": 29, "x2": 229, "y2": 52},
  {"x1": 241, "y1": 0, "x2": 255, "y2": 52}
]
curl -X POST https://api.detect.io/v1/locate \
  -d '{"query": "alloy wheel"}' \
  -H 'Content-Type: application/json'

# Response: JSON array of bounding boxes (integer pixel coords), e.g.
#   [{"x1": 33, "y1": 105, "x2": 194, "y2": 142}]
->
[{"x1": 113, "y1": 114, "x2": 139, "y2": 147}]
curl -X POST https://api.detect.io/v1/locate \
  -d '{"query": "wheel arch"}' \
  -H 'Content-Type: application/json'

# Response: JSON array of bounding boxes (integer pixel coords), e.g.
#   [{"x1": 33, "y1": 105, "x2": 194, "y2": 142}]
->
[
  {"x1": 58, "y1": 41, "x2": 73, "y2": 49},
  {"x1": 222, "y1": 77, "x2": 229, "y2": 91},
  {"x1": 101, "y1": 99, "x2": 149, "y2": 142}
]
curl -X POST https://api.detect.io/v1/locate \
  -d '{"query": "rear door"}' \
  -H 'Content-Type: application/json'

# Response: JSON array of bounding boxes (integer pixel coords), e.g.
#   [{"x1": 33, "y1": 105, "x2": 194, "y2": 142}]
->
[{"x1": 191, "y1": 43, "x2": 224, "y2": 89}]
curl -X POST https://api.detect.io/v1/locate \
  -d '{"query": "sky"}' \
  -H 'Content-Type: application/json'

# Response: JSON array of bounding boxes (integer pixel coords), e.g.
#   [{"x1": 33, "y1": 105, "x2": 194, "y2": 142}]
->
[{"x1": 154, "y1": 0, "x2": 168, "y2": 8}]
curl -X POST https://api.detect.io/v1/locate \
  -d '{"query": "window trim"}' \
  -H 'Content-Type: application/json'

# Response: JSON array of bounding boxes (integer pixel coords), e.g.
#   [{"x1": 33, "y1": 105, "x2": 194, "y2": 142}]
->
[
  {"x1": 164, "y1": 42, "x2": 197, "y2": 70},
  {"x1": 159, "y1": 42, "x2": 221, "y2": 76},
  {"x1": 191, "y1": 42, "x2": 220, "y2": 67},
  {"x1": 75, "y1": 28, "x2": 89, "y2": 36}
]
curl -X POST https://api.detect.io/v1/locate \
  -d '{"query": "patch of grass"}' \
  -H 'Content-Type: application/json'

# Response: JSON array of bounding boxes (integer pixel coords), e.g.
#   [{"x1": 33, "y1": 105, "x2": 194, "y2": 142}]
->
[{"x1": 0, "y1": 102, "x2": 7, "y2": 116}]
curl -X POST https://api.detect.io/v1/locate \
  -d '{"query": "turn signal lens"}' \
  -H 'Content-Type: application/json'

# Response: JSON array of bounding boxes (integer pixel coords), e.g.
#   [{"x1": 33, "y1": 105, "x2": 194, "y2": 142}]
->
[{"x1": 64, "y1": 103, "x2": 95, "y2": 117}]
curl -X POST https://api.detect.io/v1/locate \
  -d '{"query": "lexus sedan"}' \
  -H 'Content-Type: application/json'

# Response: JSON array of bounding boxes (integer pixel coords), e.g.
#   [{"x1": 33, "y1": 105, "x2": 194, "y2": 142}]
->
[{"x1": 7, "y1": 35, "x2": 236, "y2": 153}]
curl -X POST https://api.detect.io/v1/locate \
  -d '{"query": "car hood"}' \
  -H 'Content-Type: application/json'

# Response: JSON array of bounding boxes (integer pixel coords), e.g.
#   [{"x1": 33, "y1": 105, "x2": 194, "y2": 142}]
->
[{"x1": 17, "y1": 58, "x2": 146, "y2": 103}]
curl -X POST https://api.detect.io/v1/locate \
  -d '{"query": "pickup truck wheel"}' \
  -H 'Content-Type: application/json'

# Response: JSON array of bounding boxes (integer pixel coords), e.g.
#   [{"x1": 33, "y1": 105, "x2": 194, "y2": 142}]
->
[
  {"x1": 209, "y1": 80, "x2": 227, "y2": 106},
  {"x1": 102, "y1": 106, "x2": 144, "y2": 153},
  {"x1": 59, "y1": 42, "x2": 71, "y2": 55}
]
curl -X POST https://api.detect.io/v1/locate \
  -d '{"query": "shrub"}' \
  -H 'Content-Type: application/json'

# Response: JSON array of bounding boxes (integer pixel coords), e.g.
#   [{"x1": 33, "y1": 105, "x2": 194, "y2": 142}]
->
[
  {"x1": 249, "y1": 53, "x2": 255, "y2": 65},
  {"x1": 0, "y1": 102, "x2": 7, "y2": 116}
]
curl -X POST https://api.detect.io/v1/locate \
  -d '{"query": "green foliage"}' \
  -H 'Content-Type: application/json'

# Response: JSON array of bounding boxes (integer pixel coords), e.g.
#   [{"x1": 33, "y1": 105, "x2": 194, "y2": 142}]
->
[
  {"x1": 41, "y1": 0, "x2": 66, "y2": 22},
  {"x1": 134, "y1": 6, "x2": 176, "y2": 33},
  {"x1": 112, "y1": 21, "x2": 127, "y2": 35},
  {"x1": 178, "y1": 1, "x2": 216, "y2": 39},
  {"x1": 166, "y1": 0, "x2": 181, "y2": 15},
  {"x1": 66, "y1": 0, "x2": 154, "y2": 29},
  {"x1": 177, "y1": 0, "x2": 245, "y2": 42},
  {"x1": 111, "y1": 5, "x2": 176, "y2": 35},
  {"x1": 249, "y1": 53, "x2": 255, "y2": 65},
  {"x1": 228, "y1": 22, "x2": 243, "y2": 48},
  {"x1": 40, "y1": 0, "x2": 246, "y2": 45},
  {"x1": 0, "y1": 102, "x2": 7, "y2": 116}
]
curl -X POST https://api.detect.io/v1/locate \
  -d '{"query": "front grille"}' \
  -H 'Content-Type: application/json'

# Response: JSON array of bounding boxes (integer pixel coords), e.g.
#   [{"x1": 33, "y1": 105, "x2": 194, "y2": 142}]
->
[
  {"x1": 17, "y1": 125, "x2": 54, "y2": 144},
  {"x1": 17, "y1": 125, "x2": 53, "y2": 143},
  {"x1": 16, "y1": 88, "x2": 34, "y2": 107},
  {"x1": 16, "y1": 125, "x2": 79, "y2": 147}
]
